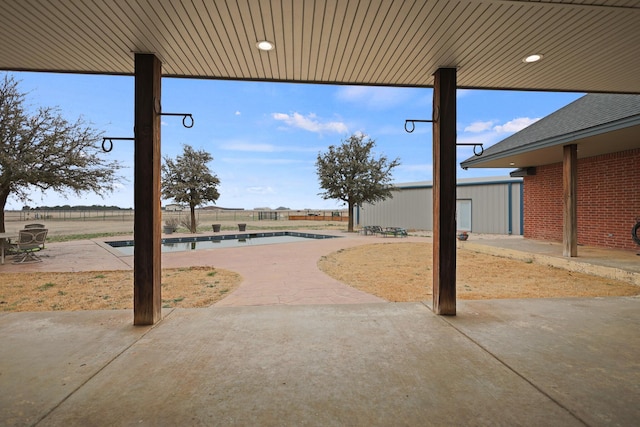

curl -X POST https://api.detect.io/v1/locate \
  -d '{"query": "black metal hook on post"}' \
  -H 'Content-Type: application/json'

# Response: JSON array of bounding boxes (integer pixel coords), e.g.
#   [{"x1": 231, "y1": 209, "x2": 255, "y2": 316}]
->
[
  {"x1": 101, "y1": 137, "x2": 134, "y2": 153},
  {"x1": 404, "y1": 107, "x2": 440, "y2": 133},
  {"x1": 404, "y1": 108, "x2": 484, "y2": 156},
  {"x1": 404, "y1": 119, "x2": 434, "y2": 133},
  {"x1": 160, "y1": 112, "x2": 194, "y2": 128},
  {"x1": 101, "y1": 112, "x2": 194, "y2": 153},
  {"x1": 101, "y1": 105, "x2": 194, "y2": 152},
  {"x1": 456, "y1": 143, "x2": 484, "y2": 156}
]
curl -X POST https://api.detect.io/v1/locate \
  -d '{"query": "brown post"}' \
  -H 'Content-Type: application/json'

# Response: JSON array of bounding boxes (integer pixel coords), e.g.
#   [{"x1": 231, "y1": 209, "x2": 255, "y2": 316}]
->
[
  {"x1": 432, "y1": 68, "x2": 457, "y2": 315},
  {"x1": 133, "y1": 53, "x2": 162, "y2": 325},
  {"x1": 563, "y1": 144, "x2": 578, "y2": 257}
]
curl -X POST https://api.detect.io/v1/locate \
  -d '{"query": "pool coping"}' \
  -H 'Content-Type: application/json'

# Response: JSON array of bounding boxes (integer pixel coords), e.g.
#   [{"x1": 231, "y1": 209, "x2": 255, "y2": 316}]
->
[{"x1": 100, "y1": 230, "x2": 342, "y2": 255}]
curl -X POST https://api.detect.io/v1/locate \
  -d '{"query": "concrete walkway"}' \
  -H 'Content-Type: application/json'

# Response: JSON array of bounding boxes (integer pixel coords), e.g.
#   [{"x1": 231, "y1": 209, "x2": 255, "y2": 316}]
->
[{"x1": 163, "y1": 231, "x2": 387, "y2": 306}]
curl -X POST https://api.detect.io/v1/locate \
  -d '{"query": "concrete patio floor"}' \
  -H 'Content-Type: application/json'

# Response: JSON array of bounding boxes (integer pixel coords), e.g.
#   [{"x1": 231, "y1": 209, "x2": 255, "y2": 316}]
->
[
  {"x1": 1, "y1": 231, "x2": 639, "y2": 425},
  {"x1": 2, "y1": 298, "x2": 639, "y2": 426}
]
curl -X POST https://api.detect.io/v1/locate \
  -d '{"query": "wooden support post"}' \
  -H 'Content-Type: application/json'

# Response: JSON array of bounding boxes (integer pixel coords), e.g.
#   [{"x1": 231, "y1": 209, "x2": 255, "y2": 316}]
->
[
  {"x1": 563, "y1": 144, "x2": 578, "y2": 257},
  {"x1": 432, "y1": 68, "x2": 457, "y2": 315},
  {"x1": 133, "y1": 53, "x2": 162, "y2": 325}
]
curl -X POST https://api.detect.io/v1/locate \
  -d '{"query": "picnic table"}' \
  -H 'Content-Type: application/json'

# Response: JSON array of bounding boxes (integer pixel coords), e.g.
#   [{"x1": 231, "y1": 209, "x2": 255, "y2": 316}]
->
[{"x1": 381, "y1": 227, "x2": 408, "y2": 238}]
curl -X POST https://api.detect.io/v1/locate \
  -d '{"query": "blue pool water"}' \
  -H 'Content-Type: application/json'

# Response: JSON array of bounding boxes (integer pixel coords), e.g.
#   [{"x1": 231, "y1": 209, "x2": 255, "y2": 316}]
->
[{"x1": 106, "y1": 231, "x2": 340, "y2": 255}]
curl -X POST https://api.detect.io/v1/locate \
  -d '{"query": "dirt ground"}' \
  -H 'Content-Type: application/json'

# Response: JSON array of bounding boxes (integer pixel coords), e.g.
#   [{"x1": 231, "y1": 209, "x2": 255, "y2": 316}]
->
[
  {"x1": 0, "y1": 267, "x2": 241, "y2": 312},
  {"x1": 2, "y1": 240, "x2": 638, "y2": 312},
  {"x1": 318, "y1": 242, "x2": 640, "y2": 301}
]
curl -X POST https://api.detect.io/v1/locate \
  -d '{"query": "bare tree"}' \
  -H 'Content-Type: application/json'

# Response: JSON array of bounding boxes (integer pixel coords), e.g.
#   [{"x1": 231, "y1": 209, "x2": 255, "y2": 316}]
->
[{"x1": 0, "y1": 74, "x2": 122, "y2": 232}]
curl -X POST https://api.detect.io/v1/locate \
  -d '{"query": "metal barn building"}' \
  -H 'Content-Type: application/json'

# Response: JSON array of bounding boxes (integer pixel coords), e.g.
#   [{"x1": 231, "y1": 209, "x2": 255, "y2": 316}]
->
[{"x1": 355, "y1": 176, "x2": 523, "y2": 235}]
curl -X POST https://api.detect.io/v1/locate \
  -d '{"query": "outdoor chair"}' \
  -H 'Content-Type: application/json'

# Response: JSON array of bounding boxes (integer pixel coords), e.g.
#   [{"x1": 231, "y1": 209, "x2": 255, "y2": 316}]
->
[
  {"x1": 11, "y1": 229, "x2": 48, "y2": 263},
  {"x1": 24, "y1": 223, "x2": 45, "y2": 229},
  {"x1": 21, "y1": 227, "x2": 47, "y2": 249}
]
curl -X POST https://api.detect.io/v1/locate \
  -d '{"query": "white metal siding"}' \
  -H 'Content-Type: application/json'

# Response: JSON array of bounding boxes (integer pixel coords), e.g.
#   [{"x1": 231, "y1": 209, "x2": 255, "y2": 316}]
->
[
  {"x1": 357, "y1": 187, "x2": 432, "y2": 230},
  {"x1": 457, "y1": 184, "x2": 508, "y2": 234},
  {"x1": 356, "y1": 178, "x2": 522, "y2": 235}
]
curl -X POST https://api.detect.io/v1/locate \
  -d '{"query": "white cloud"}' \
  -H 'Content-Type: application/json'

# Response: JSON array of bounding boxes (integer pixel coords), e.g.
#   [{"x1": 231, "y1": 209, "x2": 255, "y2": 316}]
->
[
  {"x1": 464, "y1": 120, "x2": 495, "y2": 133},
  {"x1": 456, "y1": 118, "x2": 540, "y2": 160},
  {"x1": 493, "y1": 117, "x2": 540, "y2": 133},
  {"x1": 235, "y1": 111, "x2": 241, "y2": 115},
  {"x1": 353, "y1": 130, "x2": 368, "y2": 139},
  {"x1": 457, "y1": 117, "x2": 540, "y2": 155},
  {"x1": 457, "y1": 133, "x2": 500, "y2": 148},
  {"x1": 464, "y1": 121, "x2": 495, "y2": 133},
  {"x1": 272, "y1": 112, "x2": 348, "y2": 134},
  {"x1": 457, "y1": 89, "x2": 472, "y2": 98},
  {"x1": 456, "y1": 133, "x2": 502, "y2": 161}
]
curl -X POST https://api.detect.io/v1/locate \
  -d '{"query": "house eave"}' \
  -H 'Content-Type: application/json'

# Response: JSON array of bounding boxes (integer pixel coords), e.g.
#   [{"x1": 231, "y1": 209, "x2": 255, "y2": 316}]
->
[{"x1": 461, "y1": 115, "x2": 640, "y2": 169}]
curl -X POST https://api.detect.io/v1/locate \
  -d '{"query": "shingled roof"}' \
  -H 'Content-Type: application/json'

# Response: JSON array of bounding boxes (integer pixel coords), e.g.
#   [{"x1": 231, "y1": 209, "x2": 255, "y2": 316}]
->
[{"x1": 460, "y1": 94, "x2": 640, "y2": 170}]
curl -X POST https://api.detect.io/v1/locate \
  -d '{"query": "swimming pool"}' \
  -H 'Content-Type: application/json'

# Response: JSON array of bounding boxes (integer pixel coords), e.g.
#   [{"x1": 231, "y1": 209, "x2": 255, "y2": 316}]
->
[{"x1": 106, "y1": 231, "x2": 340, "y2": 255}]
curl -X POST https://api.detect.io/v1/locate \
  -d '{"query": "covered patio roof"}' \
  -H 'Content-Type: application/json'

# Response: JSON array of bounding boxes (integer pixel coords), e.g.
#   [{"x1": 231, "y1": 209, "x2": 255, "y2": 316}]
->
[{"x1": 1, "y1": 0, "x2": 639, "y2": 93}]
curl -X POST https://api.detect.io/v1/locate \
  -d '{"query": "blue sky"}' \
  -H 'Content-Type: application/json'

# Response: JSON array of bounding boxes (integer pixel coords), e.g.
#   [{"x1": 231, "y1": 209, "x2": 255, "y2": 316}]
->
[{"x1": 6, "y1": 72, "x2": 583, "y2": 210}]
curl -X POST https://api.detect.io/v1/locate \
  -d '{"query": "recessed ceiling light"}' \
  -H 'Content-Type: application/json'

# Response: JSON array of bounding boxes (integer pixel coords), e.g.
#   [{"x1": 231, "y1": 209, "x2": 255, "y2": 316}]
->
[
  {"x1": 523, "y1": 54, "x2": 543, "y2": 63},
  {"x1": 256, "y1": 40, "x2": 274, "y2": 51},
  {"x1": 509, "y1": 162, "x2": 515, "y2": 166}
]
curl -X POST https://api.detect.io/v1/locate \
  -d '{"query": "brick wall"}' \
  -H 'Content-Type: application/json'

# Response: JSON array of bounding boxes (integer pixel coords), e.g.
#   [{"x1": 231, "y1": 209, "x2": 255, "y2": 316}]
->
[{"x1": 524, "y1": 148, "x2": 640, "y2": 250}]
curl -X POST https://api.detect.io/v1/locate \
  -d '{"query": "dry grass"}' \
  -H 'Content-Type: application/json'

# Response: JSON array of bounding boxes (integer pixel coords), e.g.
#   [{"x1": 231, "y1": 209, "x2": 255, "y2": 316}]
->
[
  {"x1": 2, "y1": 241, "x2": 638, "y2": 312},
  {"x1": 318, "y1": 242, "x2": 640, "y2": 301},
  {"x1": 0, "y1": 267, "x2": 241, "y2": 312}
]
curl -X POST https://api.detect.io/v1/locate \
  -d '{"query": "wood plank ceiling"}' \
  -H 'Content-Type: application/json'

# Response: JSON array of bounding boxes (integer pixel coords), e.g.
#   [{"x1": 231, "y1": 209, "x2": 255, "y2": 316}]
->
[{"x1": 0, "y1": 0, "x2": 639, "y2": 93}]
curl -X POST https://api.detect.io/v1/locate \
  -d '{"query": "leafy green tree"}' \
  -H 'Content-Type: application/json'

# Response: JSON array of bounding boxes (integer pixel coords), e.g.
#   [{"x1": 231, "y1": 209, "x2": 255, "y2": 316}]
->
[
  {"x1": 0, "y1": 74, "x2": 122, "y2": 232},
  {"x1": 316, "y1": 133, "x2": 400, "y2": 232},
  {"x1": 161, "y1": 144, "x2": 220, "y2": 233}
]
